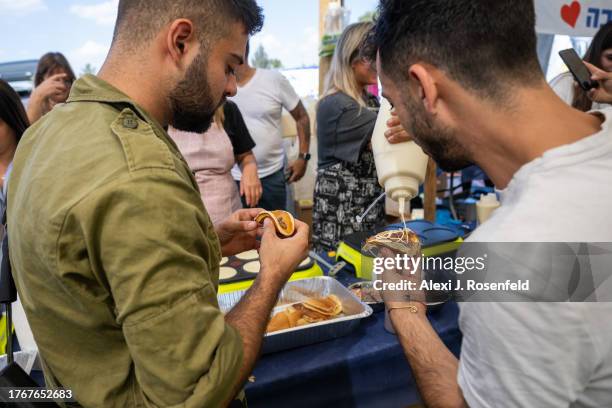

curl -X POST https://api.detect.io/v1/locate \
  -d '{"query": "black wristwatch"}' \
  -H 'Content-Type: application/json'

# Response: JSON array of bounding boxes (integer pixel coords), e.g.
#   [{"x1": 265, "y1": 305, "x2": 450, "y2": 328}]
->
[{"x1": 298, "y1": 153, "x2": 311, "y2": 162}]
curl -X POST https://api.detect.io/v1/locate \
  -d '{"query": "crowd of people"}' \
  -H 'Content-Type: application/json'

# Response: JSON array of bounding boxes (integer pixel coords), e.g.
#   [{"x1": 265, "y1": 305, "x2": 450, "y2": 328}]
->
[
  {"x1": 7, "y1": 22, "x2": 612, "y2": 256},
  {"x1": 1, "y1": 0, "x2": 612, "y2": 407}
]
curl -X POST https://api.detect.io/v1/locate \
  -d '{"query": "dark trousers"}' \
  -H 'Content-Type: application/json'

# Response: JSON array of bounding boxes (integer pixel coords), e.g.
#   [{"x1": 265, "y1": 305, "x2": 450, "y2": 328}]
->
[{"x1": 238, "y1": 168, "x2": 287, "y2": 211}]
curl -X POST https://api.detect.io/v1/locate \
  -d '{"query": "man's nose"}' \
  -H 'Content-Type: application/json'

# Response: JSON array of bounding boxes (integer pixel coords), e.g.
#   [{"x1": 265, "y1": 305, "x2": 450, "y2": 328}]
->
[{"x1": 225, "y1": 75, "x2": 238, "y2": 97}]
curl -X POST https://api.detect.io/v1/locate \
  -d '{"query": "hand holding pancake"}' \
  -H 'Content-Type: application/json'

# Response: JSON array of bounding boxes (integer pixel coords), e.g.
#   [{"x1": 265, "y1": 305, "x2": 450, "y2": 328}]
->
[
  {"x1": 255, "y1": 210, "x2": 296, "y2": 237},
  {"x1": 258, "y1": 214, "x2": 309, "y2": 289}
]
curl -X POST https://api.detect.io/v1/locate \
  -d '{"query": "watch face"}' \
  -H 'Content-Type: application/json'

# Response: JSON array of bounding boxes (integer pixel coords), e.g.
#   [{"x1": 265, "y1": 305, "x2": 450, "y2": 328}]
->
[{"x1": 302, "y1": 153, "x2": 311, "y2": 161}]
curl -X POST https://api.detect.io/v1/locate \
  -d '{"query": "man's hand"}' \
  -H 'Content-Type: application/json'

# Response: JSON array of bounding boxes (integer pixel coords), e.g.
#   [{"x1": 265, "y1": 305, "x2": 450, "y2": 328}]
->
[
  {"x1": 224, "y1": 217, "x2": 309, "y2": 401},
  {"x1": 258, "y1": 218, "x2": 309, "y2": 284},
  {"x1": 215, "y1": 208, "x2": 262, "y2": 257},
  {"x1": 585, "y1": 61, "x2": 612, "y2": 104},
  {"x1": 385, "y1": 110, "x2": 412, "y2": 144},
  {"x1": 379, "y1": 247, "x2": 427, "y2": 312},
  {"x1": 239, "y1": 156, "x2": 262, "y2": 207},
  {"x1": 377, "y1": 245, "x2": 466, "y2": 408},
  {"x1": 287, "y1": 158, "x2": 307, "y2": 183}
]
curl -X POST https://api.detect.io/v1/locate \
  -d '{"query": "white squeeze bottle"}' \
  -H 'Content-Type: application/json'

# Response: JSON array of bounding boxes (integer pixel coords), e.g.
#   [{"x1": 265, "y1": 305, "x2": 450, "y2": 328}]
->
[
  {"x1": 476, "y1": 193, "x2": 500, "y2": 225},
  {"x1": 371, "y1": 97, "x2": 429, "y2": 219}
]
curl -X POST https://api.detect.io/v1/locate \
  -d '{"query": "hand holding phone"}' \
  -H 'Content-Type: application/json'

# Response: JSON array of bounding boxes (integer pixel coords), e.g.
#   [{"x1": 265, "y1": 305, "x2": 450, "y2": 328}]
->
[
  {"x1": 584, "y1": 61, "x2": 612, "y2": 104},
  {"x1": 559, "y1": 48, "x2": 599, "y2": 91}
]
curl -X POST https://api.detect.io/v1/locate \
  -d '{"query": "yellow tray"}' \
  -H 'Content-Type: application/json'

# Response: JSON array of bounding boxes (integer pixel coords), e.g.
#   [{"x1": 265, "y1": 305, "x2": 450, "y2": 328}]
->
[{"x1": 218, "y1": 263, "x2": 324, "y2": 294}]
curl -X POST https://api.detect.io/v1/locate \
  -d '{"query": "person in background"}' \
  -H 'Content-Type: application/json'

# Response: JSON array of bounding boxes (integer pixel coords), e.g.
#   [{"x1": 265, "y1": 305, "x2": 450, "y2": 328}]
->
[
  {"x1": 372, "y1": 0, "x2": 612, "y2": 406},
  {"x1": 27, "y1": 52, "x2": 76, "y2": 124},
  {"x1": 169, "y1": 100, "x2": 262, "y2": 225},
  {"x1": 0, "y1": 79, "x2": 30, "y2": 365},
  {"x1": 550, "y1": 21, "x2": 612, "y2": 111},
  {"x1": 312, "y1": 22, "x2": 408, "y2": 254},
  {"x1": 231, "y1": 41, "x2": 311, "y2": 211},
  {"x1": 0, "y1": 79, "x2": 28, "y2": 230}
]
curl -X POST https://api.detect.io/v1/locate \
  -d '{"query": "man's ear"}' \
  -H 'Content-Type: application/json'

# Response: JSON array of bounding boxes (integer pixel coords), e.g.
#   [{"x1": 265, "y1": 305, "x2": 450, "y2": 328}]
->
[
  {"x1": 166, "y1": 19, "x2": 196, "y2": 66},
  {"x1": 408, "y1": 64, "x2": 438, "y2": 115}
]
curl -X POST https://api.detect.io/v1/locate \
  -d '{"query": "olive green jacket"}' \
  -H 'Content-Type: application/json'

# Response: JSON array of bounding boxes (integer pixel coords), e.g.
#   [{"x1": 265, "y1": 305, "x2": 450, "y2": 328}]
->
[{"x1": 7, "y1": 75, "x2": 243, "y2": 407}]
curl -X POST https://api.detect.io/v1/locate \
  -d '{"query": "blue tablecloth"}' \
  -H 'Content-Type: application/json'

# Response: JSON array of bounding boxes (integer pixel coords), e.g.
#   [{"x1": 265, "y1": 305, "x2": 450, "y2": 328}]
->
[{"x1": 245, "y1": 295, "x2": 462, "y2": 407}]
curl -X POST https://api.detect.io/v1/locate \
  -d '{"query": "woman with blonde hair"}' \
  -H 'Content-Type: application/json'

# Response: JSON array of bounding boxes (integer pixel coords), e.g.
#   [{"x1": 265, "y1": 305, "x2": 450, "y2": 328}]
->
[
  {"x1": 313, "y1": 22, "x2": 403, "y2": 253},
  {"x1": 169, "y1": 101, "x2": 262, "y2": 225}
]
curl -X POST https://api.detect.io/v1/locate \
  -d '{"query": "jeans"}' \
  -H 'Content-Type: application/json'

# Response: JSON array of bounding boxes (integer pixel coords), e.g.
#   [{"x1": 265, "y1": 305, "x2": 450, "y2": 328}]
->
[{"x1": 238, "y1": 168, "x2": 287, "y2": 211}]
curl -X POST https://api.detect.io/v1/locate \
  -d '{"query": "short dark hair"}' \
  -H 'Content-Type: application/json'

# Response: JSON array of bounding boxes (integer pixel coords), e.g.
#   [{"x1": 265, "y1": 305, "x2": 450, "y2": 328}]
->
[
  {"x1": 34, "y1": 52, "x2": 75, "y2": 87},
  {"x1": 0, "y1": 79, "x2": 29, "y2": 145},
  {"x1": 371, "y1": 0, "x2": 543, "y2": 100},
  {"x1": 113, "y1": 0, "x2": 264, "y2": 48}
]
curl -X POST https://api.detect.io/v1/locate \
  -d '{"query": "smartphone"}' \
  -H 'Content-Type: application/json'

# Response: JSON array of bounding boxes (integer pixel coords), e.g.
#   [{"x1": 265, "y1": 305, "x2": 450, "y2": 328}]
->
[{"x1": 559, "y1": 48, "x2": 599, "y2": 91}]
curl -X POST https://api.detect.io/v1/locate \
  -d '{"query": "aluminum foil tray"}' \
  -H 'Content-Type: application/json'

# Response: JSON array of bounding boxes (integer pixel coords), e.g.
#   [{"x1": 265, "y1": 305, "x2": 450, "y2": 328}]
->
[{"x1": 218, "y1": 277, "x2": 373, "y2": 354}]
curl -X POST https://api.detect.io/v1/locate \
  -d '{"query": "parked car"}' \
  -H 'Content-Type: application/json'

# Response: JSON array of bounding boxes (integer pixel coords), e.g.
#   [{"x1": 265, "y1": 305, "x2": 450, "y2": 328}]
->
[{"x1": 0, "y1": 59, "x2": 38, "y2": 104}]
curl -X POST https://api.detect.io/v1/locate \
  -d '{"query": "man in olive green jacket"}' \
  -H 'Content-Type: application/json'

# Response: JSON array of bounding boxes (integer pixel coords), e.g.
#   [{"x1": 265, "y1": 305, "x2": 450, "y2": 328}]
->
[{"x1": 7, "y1": 1, "x2": 310, "y2": 407}]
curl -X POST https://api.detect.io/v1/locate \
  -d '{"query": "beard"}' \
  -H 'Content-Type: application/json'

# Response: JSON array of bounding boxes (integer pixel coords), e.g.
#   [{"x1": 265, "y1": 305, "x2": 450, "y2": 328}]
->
[
  {"x1": 168, "y1": 52, "x2": 222, "y2": 133},
  {"x1": 402, "y1": 93, "x2": 473, "y2": 172}
]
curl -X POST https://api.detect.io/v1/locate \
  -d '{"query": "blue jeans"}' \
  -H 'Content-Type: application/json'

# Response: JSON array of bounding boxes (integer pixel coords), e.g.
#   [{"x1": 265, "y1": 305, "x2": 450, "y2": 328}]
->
[{"x1": 238, "y1": 168, "x2": 287, "y2": 211}]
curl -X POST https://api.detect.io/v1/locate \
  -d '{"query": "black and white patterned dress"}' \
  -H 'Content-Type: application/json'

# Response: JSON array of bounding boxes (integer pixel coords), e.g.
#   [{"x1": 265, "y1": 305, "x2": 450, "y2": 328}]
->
[{"x1": 312, "y1": 92, "x2": 385, "y2": 254}]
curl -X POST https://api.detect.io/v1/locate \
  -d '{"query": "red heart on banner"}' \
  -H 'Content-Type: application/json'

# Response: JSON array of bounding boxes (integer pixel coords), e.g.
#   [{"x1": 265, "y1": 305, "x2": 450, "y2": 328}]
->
[{"x1": 561, "y1": 1, "x2": 581, "y2": 28}]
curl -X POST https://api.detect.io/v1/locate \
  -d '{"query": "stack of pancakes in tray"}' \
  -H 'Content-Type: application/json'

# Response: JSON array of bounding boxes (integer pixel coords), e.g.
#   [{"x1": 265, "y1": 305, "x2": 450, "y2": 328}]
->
[{"x1": 266, "y1": 295, "x2": 343, "y2": 333}]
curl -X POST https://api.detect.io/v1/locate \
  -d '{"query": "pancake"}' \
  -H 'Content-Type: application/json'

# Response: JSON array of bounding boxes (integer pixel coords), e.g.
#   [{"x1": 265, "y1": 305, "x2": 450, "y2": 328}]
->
[
  {"x1": 293, "y1": 304, "x2": 328, "y2": 323},
  {"x1": 266, "y1": 306, "x2": 304, "y2": 333},
  {"x1": 255, "y1": 210, "x2": 296, "y2": 237},
  {"x1": 363, "y1": 228, "x2": 421, "y2": 256},
  {"x1": 267, "y1": 310, "x2": 290, "y2": 332},
  {"x1": 236, "y1": 250, "x2": 259, "y2": 261},
  {"x1": 266, "y1": 297, "x2": 344, "y2": 334},
  {"x1": 220, "y1": 257, "x2": 228, "y2": 266},
  {"x1": 303, "y1": 295, "x2": 342, "y2": 316},
  {"x1": 219, "y1": 266, "x2": 238, "y2": 280},
  {"x1": 243, "y1": 261, "x2": 261, "y2": 274}
]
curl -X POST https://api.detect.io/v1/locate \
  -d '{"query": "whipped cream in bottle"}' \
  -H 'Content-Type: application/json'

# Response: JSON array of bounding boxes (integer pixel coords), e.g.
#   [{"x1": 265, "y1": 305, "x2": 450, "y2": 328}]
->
[{"x1": 371, "y1": 97, "x2": 429, "y2": 224}]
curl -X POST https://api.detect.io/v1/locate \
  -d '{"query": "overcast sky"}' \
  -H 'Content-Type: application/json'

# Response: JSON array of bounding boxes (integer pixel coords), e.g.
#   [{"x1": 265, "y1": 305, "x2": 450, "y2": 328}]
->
[{"x1": 0, "y1": 0, "x2": 378, "y2": 74}]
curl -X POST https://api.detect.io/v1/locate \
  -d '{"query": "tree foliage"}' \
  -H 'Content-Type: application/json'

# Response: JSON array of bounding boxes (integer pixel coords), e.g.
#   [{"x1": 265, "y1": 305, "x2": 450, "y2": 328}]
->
[
  {"x1": 251, "y1": 45, "x2": 283, "y2": 69},
  {"x1": 80, "y1": 63, "x2": 97, "y2": 76},
  {"x1": 359, "y1": 10, "x2": 377, "y2": 22}
]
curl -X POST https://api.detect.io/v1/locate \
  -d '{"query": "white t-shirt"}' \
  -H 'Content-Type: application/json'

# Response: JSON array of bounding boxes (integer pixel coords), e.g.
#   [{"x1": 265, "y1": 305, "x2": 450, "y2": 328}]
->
[
  {"x1": 458, "y1": 108, "x2": 612, "y2": 407},
  {"x1": 550, "y1": 72, "x2": 610, "y2": 110},
  {"x1": 230, "y1": 69, "x2": 300, "y2": 180}
]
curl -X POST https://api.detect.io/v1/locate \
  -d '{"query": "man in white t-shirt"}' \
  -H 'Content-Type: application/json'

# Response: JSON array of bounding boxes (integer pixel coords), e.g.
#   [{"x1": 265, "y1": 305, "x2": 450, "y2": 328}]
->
[
  {"x1": 370, "y1": 1, "x2": 612, "y2": 407},
  {"x1": 231, "y1": 42, "x2": 311, "y2": 211}
]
